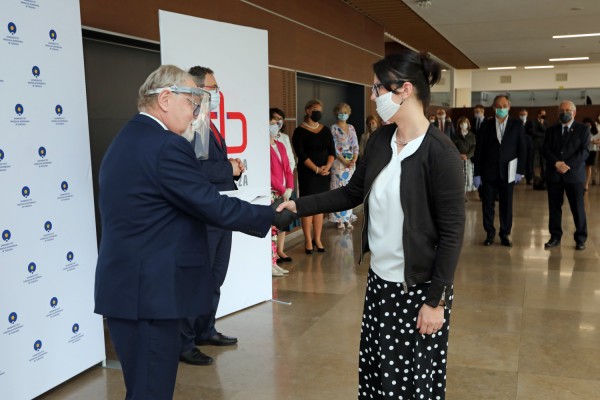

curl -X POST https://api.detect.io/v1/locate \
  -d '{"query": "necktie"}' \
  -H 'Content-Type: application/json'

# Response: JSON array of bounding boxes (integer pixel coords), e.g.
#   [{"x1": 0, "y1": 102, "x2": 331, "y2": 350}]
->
[
  {"x1": 440, "y1": 119, "x2": 444, "y2": 132},
  {"x1": 562, "y1": 126, "x2": 569, "y2": 136},
  {"x1": 476, "y1": 119, "x2": 480, "y2": 131}
]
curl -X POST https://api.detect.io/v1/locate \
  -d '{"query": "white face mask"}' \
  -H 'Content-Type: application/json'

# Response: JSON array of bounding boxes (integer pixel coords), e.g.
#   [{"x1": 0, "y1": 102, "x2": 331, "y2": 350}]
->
[
  {"x1": 438, "y1": 114, "x2": 446, "y2": 120},
  {"x1": 375, "y1": 91, "x2": 404, "y2": 122},
  {"x1": 460, "y1": 123, "x2": 468, "y2": 131},
  {"x1": 520, "y1": 115, "x2": 527, "y2": 122},
  {"x1": 269, "y1": 123, "x2": 279, "y2": 137},
  {"x1": 209, "y1": 89, "x2": 220, "y2": 111},
  {"x1": 474, "y1": 112, "x2": 483, "y2": 119}
]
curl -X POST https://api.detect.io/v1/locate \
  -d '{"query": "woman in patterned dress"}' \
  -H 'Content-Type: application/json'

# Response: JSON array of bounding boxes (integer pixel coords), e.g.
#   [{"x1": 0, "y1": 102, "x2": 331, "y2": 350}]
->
[{"x1": 330, "y1": 102, "x2": 359, "y2": 229}]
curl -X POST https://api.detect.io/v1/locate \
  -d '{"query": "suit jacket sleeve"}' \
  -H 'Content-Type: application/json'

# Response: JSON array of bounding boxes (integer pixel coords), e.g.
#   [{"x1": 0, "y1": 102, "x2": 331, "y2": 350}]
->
[
  {"x1": 157, "y1": 136, "x2": 272, "y2": 237},
  {"x1": 564, "y1": 125, "x2": 591, "y2": 168},
  {"x1": 197, "y1": 158, "x2": 234, "y2": 185}
]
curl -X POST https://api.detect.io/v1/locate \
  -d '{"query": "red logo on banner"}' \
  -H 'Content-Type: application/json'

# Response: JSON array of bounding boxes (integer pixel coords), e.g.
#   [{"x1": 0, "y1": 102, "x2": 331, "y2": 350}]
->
[{"x1": 210, "y1": 92, "x2": 247, "y2": 154}]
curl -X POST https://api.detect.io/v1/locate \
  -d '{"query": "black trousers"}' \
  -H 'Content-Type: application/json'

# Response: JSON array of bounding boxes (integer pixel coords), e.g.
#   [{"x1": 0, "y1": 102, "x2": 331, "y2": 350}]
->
[
  {"x1": 180, "y1": 227, "x2": 232, "y2": 352},
  {"x1": 481, "y1": 179, "x2": 514, "y2": 238},
  {"x1": 547, "y1": 179, "x2": 587, "y2": 243},
  {"x1": 107, "y1": 318, "x2": 180, "y2": 400},
  {"x1": 525, "y1": 136, "x2": 534, "y2": 182},
  {"x1": 533, "y1": 138, "x2": 546, "y2": 178}
]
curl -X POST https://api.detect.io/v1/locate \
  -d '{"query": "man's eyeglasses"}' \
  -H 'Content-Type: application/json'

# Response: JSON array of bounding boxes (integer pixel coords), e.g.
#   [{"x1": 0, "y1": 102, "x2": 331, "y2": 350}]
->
[
  {"x1": 371, "y1": 80, "x2": 406, "y2": 98},
  {"x1": 183, "y1": 96, "x2": 201, "y2": 118},
  {"x1": 201, "y1": 84, "x2": 220, "y2": 93}
]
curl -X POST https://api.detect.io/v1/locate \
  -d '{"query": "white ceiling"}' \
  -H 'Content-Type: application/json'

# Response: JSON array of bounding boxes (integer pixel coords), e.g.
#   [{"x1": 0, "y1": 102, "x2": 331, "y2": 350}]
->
[{"x1": 402, "y1": 0, "x2": 600, "y2": 69}]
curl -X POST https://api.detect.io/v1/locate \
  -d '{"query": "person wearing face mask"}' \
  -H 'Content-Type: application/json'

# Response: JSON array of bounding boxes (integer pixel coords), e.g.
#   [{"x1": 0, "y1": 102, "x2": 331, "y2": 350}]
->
[
  {"x1": 532, "y1": 109, "x2": 549, "y2": 189},
  {"x1": 473, "y1": 94, "x2": 526, "y2": 247},
  {"x1": 330, "y1": 102, "x2": 359, "y2": 229},
  {"x1": 359, "y1": 115, "x2": 380, "y2": 158},
  {"x1": 292, "y1": 99, "x2": 336, "y2": 254},
  {"x1": 543, "y1": 101, "x2": 590, "y2": 251},
  {"x1": 452, "y1": 116, "x2": 477, "y2": 197},
  {"x1": 178, "y1": 66, "x2": 245, "y2": 366},
  {"x1": 434, "y1": 108, "x2": 455, "y2": 138},
  {"x1": 471, "y1": 104, "x2": 486, "y2": 139},
  {"x1": 519, "y1": 109, "x2": 534, "y2": 185},
  {"x1": 269, "y1": 114, "x2": 295, "y2": 276},
  {"x1": 269, "y1": 107, "x2": 298, "y2": 264},
  {"x1": 94, "y1": 65, "x2": 295, "y2": 399},
  {"x1": 277, "y1": 50, "x2": 465, "y2": 400}
]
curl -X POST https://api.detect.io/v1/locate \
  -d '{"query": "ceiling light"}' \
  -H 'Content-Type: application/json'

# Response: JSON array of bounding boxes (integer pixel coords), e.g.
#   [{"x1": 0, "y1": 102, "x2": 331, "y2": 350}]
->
[
  {"x1": 417, "y1": 1, "x2": 432, "y2": 9},
  {"x1": 524, "y1": 65, "x2": 554, "y2": 69},
  {"x1": 549, "y1": 57, "x2": 589, "y2": 61},
  {"x1": 553, "y1": 33, "x2": 600, "y2": 39},
  {"x1": 487, "y1": 66, "x2": 516, "y2": 70}
]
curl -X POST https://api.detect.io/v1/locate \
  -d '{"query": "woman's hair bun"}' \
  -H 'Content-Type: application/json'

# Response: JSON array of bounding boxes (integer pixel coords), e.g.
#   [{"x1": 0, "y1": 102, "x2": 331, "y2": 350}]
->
[{"x1": 419, "y1": 52, "x2": 441, "y2": 88}]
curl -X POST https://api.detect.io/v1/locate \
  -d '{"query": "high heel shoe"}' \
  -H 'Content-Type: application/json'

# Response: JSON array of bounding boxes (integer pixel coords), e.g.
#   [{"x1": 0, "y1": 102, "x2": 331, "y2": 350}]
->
[
  {"x1": 312, "y1": 239, "x2": 326, "y2": 253},
  {"x1": 305, "y1": 248, "x2": 314, "y2": 254}
]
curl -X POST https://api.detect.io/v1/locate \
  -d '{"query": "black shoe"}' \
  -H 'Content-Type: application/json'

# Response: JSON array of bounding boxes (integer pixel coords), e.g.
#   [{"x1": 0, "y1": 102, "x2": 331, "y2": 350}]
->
[
  {"x1": 576, "y1": 242, "x2": 586, "y2": 251},
  {"x1": 544, "y1": 238, "x2": 561, "y2": 249},
  {"x1": 196, "y1": 332, "x2": 238, "y2": 346},
  {"x1": 305, "y1": 248, "x2": 314, "y2": 254},
  {"x1": 483, "y1": 237, "x2": 494, "y2": 246},
  {"x1": 500, "y1": 237, "x2": 513, "y2": 247},
  {"x1": 180, "y1": 348, "x2": 213, "y2": 366},
  {"x1": 312, "y1": 239, "x2": 326, "y2": 252},
  {"x1": 277, "y1": 256, "x2": 293, "y2": 263}
]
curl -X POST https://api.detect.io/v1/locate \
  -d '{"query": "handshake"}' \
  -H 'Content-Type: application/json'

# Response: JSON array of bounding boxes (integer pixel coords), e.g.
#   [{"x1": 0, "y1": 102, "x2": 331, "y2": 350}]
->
[{"x1": 271, "y1": 198, "x2": 298, "y2": 230}]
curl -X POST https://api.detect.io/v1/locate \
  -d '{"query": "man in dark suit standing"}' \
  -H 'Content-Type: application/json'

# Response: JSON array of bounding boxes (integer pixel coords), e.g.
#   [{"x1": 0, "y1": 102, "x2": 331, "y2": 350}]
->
[
  {"x1": 178, "y1": 66, "x2": 244, "y2": 366},
  {"x1": 95, "y1": 65, "x2": 294, "y2": 399},
  {"x1": 543, "y1": 100, "x2": 590, "y2": 250},
  {"x1": 519, "y1": 109, "x2": 535, "y2": 185},
  {"x1": 473, "y1": 94, "x2": 526, "y2": 247},
  {"x1": 434, "y1": 108, "x2": 455, "y2": 139},
  {"x1": 471, "y1": 104, "x2": 486, "y2": 141}
]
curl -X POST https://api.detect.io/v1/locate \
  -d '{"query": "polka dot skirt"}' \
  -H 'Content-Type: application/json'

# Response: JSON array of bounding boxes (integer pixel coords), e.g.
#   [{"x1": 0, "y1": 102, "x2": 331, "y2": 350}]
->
[{"x1": 358, "y1": 269, "x2": 452, "y2": 400}]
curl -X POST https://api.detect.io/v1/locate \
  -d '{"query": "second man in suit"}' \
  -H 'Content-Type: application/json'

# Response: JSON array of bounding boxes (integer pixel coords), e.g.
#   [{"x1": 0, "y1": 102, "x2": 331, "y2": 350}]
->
[
  {"x1": 179, "y1": 66, "x2": 245, "y2": 366},
  {"x1": 474, "y1": 95, "x2": 526, "y2": 247},
  {"x1": 543, "y1": 100, "x2": 589, "y2": 250}
]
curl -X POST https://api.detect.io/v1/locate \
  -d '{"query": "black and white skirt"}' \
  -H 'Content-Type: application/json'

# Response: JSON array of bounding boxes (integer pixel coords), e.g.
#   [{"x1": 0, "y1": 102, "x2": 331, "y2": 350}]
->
[{"x1": 358, "y1": 269, "x2": 452, "y2": 400}]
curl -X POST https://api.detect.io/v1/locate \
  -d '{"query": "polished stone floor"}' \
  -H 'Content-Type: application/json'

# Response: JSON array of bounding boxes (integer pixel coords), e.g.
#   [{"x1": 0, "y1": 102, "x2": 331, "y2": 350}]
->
[{"x1": 37, "y1": 184, "x2": 600, "y2": 399}]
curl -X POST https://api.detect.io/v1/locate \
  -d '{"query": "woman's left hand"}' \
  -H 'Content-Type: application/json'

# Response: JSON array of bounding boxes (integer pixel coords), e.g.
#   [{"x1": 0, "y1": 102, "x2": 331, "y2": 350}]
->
[{"x1": 416, "y1": 304, "x2": 444, "y2": 335}]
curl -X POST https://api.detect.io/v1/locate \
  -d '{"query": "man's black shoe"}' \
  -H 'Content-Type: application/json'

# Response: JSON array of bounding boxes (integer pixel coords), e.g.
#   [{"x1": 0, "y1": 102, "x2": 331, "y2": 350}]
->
[
  {"x1": 500, "y1": 237, "x2": 513, "y2": 247},
  {"x1": 180, "y1": 348, "x2": 213, "y2": 366},
  {"x1": 575, "y1": 242, "x2": 586, "y2": 251},
  {"x1": 196, "y1": 332, "x2": 238, "y2": 346},
  {"x1": 483, "y1": 238, "x2": 494, "y2": 246},
  {"x1": 544, "y1": 239, "x2": 561, "y2": 249}
]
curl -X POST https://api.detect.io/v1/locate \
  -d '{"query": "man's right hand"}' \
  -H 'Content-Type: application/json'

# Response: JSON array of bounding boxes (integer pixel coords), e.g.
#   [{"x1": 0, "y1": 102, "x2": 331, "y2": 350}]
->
[
  {"x1": 473, "y1": 176, "x2": 481, "y2": 189},
  {"x1": 229, "y1": 159, "x2": 242, "y2": 176}
]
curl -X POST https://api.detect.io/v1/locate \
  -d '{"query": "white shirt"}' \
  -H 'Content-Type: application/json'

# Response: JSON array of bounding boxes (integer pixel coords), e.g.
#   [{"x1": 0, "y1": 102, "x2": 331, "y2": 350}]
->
[
  {"x1": 496, "y1": 117, "x2": 507, "y2": 143},
  {"x1": 140, "y1": 112, "x2": 168, "y2": 130},
  {"x1": 276, "y1": 132, "x2": 296, "y2": 171},
  {"x1": 368, "y1": 129, "x2": 426, "y2": 283}
]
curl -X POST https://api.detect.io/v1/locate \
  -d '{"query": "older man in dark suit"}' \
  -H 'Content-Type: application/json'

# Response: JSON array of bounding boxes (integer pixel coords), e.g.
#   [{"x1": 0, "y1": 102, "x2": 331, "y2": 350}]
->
[
  {"x1": 95, "y1": 65, "x2": 294, "y2": 399},
  {"x1": 543, "y1": 100, "x2": 590, "y2": 250},
  {"x1": 473, "y1": 94, "x2": 526, "y2": 247}
]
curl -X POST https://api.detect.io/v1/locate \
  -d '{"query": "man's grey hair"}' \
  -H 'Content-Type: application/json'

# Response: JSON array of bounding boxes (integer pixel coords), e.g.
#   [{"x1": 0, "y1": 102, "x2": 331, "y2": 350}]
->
[
  {"x1": 137, "y1": 65, "x2": 192, "y2": 111},
  {"x1": 560, "y1": 100, "x2": 576, "y2": 111}
]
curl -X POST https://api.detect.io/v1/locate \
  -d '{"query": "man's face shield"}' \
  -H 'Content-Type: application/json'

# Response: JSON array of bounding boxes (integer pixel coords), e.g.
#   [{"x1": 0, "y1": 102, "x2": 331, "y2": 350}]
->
[{"x1": 145, "y1": 85, "x2": 210, "y2": 119}]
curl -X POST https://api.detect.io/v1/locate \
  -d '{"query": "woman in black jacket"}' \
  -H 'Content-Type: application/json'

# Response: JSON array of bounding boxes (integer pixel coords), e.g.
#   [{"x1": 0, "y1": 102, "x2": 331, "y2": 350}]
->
[{"x1": 278, "y1": 50, "x2": 465, "y2": 399}]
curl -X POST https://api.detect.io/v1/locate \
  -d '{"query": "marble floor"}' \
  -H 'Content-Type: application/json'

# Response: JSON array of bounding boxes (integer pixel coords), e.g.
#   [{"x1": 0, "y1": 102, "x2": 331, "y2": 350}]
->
[{"x1": 37, "y1": 184, "x2": 600, "y2": 399}]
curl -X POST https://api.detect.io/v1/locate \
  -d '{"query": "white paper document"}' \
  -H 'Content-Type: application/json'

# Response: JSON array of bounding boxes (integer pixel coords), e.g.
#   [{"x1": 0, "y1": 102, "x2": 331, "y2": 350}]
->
[
  {"x1": 220, "y1": 188, "x2": 269, "y2": 204},
  {"x1": 508, "y1": 158, "x2": 518, "y2": 183}
]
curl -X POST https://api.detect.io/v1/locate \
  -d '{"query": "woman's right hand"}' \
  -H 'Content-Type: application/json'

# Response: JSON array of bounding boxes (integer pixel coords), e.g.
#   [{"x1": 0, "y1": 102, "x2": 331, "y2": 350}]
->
[{"x1": 276, "y1": 200, "x2": 297, "y2": 213}]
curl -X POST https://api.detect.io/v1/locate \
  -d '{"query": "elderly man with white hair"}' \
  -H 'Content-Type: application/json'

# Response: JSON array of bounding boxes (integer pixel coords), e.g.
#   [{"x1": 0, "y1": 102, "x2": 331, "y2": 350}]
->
[
  {"x1": 543, "y1": 100, "x2": 590, "y2": 250},
  {"x1": 94, "y1": 65, "x2": 295, "y2": 399}
]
